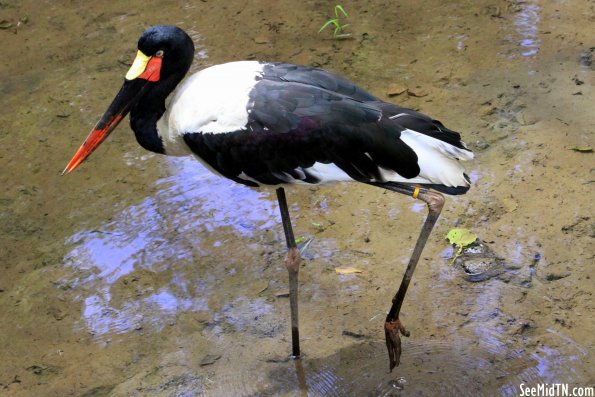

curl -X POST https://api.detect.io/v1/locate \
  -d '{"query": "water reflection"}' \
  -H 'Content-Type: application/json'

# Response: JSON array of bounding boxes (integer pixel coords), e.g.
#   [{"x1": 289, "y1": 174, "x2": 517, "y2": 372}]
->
[
  {"x1": 157, "y1": 157, "x2": 278, "y2": 236},
  {"x1": 501, "y1": 0, "x2": 541, "y2": 58},
  {"x1": 63, "y1": 156, "x2": 277, "y2": 337}
]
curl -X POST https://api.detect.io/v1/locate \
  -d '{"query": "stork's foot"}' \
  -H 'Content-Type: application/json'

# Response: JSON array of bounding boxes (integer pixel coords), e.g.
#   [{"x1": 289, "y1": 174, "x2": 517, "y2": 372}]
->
[{"x1": 384, "y1": 319, "x2": 410, "y2": 371}]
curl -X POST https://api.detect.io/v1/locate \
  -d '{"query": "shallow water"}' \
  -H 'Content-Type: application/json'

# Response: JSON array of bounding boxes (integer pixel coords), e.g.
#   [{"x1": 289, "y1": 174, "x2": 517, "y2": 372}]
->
[{"x1": 1, "y1": 0, "x2": 593, "y2": 396}]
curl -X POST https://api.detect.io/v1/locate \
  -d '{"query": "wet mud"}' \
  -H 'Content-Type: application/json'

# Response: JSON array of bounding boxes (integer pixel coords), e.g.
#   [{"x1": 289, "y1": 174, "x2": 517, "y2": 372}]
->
[{"x1": 1, "y1": 0, "x2": 593, "y2": 396}]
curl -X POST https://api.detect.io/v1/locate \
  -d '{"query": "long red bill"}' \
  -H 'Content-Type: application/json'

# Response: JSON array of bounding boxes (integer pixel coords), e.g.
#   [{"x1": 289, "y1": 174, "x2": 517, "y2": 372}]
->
[
  {"x1": 62, "y1": 78, "x2": 149, "y2": 175},
  {"x1": 61, "y1": 114, "x2": 124, "y2": 175}
]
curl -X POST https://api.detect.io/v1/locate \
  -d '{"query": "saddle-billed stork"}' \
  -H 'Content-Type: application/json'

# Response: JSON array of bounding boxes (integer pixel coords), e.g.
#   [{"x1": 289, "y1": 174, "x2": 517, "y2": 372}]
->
[{"x1": 63, "y1": 25, "x2": 473, "y2": 370}]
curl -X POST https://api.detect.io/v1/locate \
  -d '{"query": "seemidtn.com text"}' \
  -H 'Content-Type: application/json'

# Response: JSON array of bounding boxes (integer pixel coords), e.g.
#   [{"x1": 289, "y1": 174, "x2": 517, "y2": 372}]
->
[{"x1": 520, "y1": 384, "x2": 594, "y2": 397}]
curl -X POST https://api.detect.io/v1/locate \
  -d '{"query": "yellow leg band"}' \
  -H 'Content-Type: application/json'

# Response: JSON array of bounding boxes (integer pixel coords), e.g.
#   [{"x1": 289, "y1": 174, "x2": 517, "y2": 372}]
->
[{"x1": 412, "y1": 186, "x2": 420, "y2": 199}]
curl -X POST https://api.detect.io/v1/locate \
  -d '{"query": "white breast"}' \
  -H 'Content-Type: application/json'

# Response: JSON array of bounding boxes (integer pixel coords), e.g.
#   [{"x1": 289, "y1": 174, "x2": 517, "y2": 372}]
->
[{"x1": 156, "y1": 61, "x2": 265, "y2": 155}]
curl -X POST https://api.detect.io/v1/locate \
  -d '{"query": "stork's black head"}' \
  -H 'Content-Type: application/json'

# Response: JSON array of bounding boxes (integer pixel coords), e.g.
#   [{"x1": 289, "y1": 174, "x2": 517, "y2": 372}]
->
[
  {"x1": 130, "y1": 25, "x2": 195, "y2": 85},
  {"x1": 63, "y1": 25, "x2": 195, "y2": 175}
]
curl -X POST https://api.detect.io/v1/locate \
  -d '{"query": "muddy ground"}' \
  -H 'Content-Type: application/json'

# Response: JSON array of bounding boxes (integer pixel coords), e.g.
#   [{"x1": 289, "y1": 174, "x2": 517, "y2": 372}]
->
[{"x1": 0, "y1": 0, "x2": 593, "y2": 396}]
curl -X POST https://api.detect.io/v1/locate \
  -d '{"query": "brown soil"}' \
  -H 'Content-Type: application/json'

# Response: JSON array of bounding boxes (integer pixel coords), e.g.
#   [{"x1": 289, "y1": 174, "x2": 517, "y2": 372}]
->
[{"x1": 1, "y1": 0, "x2": 593, "y2": 396}]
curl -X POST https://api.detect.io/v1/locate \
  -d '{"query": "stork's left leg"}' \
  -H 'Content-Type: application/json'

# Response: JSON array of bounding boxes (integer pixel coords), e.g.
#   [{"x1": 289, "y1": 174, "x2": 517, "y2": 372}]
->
[
  {"x1": 370, "y1": 183, "x2": 445, "y2": 371},
  {"x1": 275, "y1": 187, "x2": 301, "y2": 358}
]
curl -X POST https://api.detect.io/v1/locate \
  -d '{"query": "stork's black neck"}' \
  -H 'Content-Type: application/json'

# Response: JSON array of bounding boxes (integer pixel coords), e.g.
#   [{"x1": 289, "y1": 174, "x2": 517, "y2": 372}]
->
[
  {"x1": 129, "y1": 78, "x2": 178, "y2": 155},
  {"x1": 130, "y1": 103, "x2": 166, "y2": 154}
]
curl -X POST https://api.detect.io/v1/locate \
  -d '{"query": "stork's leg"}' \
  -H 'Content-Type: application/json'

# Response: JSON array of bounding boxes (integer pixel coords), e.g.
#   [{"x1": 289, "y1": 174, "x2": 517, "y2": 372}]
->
[
  {"x1": 275, "y1": 187, "x2": 301, "y2": 358},
  {"x1": 369, "y1": 183, "x2": 445, "y2": 371}
]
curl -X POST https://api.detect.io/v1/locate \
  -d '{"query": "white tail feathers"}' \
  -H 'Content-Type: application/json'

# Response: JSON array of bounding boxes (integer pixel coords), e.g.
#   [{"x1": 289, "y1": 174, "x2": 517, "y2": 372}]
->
[{"x1": 399, "y1": 129, "x2": 473, "y2": 188}]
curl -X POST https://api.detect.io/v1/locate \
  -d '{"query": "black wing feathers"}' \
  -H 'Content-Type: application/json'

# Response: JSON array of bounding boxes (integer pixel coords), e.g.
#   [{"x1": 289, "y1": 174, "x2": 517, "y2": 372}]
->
[
  {"x1": 184, "y1": 78, "x2": 420, "y2": 186},
  {"x1": 260, "y1": 63, "x2": 379, "y2": 103},
  {"x1": 183, "y1": 63, "x2": 468, "y2": 187},
  {"x1": 262, "y1": 79, "x2": 422, "y2": 181},
  {"x1": 375, "y1": 103, "x2": 469, "y2": 150}
]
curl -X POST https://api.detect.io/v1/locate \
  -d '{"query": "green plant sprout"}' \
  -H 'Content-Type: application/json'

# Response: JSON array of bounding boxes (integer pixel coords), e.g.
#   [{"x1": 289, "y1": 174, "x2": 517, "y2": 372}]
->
[{"x1": 319, "y1": 5, "x2": 351, "y2": 39}]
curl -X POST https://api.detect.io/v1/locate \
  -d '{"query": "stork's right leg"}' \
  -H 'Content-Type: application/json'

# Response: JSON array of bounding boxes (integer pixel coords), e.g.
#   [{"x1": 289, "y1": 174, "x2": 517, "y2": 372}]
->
[{"x1": 369, "y1": 183, "x2": 445, "y2": 370}]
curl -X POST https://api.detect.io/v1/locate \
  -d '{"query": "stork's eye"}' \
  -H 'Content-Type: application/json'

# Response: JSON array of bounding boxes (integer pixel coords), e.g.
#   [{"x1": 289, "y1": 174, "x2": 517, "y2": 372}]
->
[{"x1": 155, "y1": 50, "x2": 164, "y2": 58}]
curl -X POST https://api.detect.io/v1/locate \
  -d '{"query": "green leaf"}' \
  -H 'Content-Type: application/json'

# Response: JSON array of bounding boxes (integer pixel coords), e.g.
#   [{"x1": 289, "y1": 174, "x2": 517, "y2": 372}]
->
[
  {"x1": 319, "y1": 19, "x2": 338, "y2": 33},
  {"x1": 0, "y1": 20, "x2": 13, "y2": 29},
  {"x1": 446, "y1": 228, "x2": 478, "y2": 263},
  {"x1": 298, "y1": 238, "x2": 314, "y2": 255},
  {"x1": 311, "y1": 221, "x2": 325, "y2": 231},
  {"x1": 446, "y1": 228, "x2": 477, "y2": 248},
  {"x1": 333, "y1": 26, "x2": 341, "y2": 38},
  {"x1": 567, "y1": 145, "x2": 593, "y2": 153},
  {"x1": 335, "y1": 5, "x2": 348, "y2": 18}
]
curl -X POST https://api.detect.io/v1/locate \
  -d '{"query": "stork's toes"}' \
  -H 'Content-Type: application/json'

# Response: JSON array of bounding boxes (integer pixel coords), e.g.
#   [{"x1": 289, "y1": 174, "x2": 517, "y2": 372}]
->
[{"x1": 384, "y1": 319, "x2": 410, "y2": 371}]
